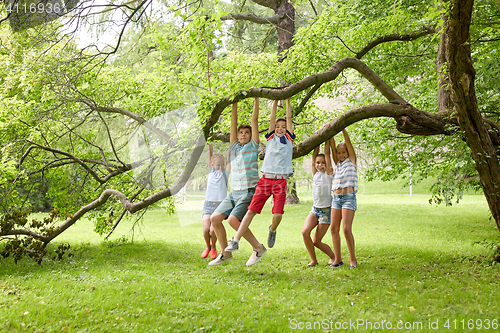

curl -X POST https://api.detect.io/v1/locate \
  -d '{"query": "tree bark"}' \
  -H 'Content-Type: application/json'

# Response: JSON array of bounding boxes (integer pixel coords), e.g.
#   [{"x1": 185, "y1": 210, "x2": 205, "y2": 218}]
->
[
  {"x1": 275, "y1": 0, "x2": 294, "y2": 60},
  {"x1": 443, "y1": 0, "x2": 500, "y2": 232}
]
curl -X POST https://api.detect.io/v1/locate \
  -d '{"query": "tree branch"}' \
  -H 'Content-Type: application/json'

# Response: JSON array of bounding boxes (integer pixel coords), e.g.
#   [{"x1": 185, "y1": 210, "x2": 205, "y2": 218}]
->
[
  {"x1": 356, "y1": 26, "x2": 436, "y2": 59},
  {"x1": 221, "y1": 13, "x2": 280, "y2": 25},
  {"x1": 251, "y1": 0, "x2": 278, "y2": 10},
  {"x1": 79, "y1": 99, "x2": 172, "y2": 143}
]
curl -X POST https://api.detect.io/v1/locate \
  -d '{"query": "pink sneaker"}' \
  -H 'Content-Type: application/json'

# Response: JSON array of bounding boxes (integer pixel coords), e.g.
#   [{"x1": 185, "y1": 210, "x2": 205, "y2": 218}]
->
[
  {"x1": 210, "y1": 248, "x2": 218, "y2": 260},
  {"x1": 201, "y1": 248, "x2": 210, "y2": 259}
]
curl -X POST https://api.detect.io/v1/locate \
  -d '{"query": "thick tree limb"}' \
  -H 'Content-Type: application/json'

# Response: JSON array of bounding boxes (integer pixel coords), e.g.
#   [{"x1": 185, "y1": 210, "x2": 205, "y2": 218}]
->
[
  {"x1": 294, "y1": 103, "x2": 448, "y2": 158},
  {"x1": 251, "y1": 0, "x2": 278, "y2": 10},
  {"x1": 221, "y1": 13, "x2": 280, "y2": 25}
]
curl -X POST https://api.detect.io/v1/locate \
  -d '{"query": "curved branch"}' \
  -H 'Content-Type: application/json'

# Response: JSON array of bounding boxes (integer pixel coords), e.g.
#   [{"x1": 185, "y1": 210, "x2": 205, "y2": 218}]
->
[
  {"x1": 294, "y1": 103, "x2": 448, "y2": 158},
  {"x1": 20, "y1": 144, "x2": 132, "y2": 184},
  {"x1": 206, "y1": 57, "x2": 405, "y2": 130},
  {"x1": 79, "y1": 99, "x2": 172, "y2": 143},
  {"x1": 355, "y1": 26, "x2": 437, "y2": 59},
  {"x1": 221, "y1": 13, "x2": 280, "y2": 25},
  {"x1": 23, "y1": 143, "x2": 110, "y2": 184}
]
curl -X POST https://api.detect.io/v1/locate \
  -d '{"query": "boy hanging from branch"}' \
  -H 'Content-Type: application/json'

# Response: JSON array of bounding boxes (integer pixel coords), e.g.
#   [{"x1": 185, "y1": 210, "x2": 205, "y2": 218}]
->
[
  {"x1": 208, "y1": 98, "x2": 266, "y2": 266},
  {"x1": 225, "y1": 98, "x2": 295, "y2": 266}
]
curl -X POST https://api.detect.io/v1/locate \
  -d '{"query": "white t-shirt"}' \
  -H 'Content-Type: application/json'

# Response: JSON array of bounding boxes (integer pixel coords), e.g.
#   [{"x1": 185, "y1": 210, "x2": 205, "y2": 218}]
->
[
  {"x1": 205, "y1": 168, "x2": 229, "y2": 202},
  {"x1": 312, "y1": 171, "x2": 333, "y2": 208}
]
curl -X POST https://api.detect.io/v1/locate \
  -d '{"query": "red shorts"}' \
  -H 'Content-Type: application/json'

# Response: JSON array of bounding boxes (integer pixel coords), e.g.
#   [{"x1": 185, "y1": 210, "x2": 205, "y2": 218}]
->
[{"x1": 247, "y1": 177, "x2": 287, "y2": 214}]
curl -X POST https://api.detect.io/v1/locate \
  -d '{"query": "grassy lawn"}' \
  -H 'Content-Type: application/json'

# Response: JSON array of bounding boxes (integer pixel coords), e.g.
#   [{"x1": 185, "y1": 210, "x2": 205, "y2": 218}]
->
[{"x1": 0, "y1": 182, "x2": 499, "y2": 332}]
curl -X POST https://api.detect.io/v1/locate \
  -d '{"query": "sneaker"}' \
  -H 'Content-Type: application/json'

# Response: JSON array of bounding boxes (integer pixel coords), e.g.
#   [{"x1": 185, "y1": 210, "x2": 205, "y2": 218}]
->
[
  {"x1": 267, "y1": 225, "x2": 277, "y2": 248},
  {"x1": 210, "y1": 248, "x2": 218, "y2": 260},
  {"x1": 208, "y1": 253, "x2": 233, "y2": 266},
  {"x1": 246, "y1": 246, "x2": 267, "y2": 266},
  {"x1": 201, "y1": 248, "x2": 210, "y2": 259},
  {"x1": 225, "y1": 238, "x2": 239, "y2": 252}
]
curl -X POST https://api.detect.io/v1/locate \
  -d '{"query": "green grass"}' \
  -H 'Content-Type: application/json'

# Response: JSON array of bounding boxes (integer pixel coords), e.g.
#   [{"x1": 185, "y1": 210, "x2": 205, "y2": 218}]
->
[{"x1": 0, "y1": 189, "x2": 499, "y2": 332}]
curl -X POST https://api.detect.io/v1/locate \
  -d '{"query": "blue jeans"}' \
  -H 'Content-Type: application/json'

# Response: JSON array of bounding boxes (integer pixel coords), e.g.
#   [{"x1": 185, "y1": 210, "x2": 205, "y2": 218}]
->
[{"x1": 331, "y1": 192, "x2": 357, "y2": 211}]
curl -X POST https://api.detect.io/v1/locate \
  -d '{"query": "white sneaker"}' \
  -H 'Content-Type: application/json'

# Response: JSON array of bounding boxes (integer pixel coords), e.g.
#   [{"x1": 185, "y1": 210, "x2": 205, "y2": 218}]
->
[
  {"x1": 246, "y1": 245, "x2": 267, "y2": 266},
  {"x1": 208, "y1": 253, "x2": 233, "y2": 266},
  {"x1": 225, "y1": 238, "x2": 239, "y2": 252}
]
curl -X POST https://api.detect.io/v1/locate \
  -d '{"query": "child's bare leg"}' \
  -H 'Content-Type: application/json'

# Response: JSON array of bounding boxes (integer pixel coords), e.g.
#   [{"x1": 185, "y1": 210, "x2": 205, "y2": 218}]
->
[
  {"x1": 228, "y1": 215, "x2": 264, "y2": 252},
  {"x1": 209, "y1": 225, "x2": 217, "y2": 249},
  {"x1": 234, "y1": 210, "x2": 258, "y2": 240},
  {"x1": 313, "y1": 223, "x2": 335, "y2": 264},
  {"x1": 302, "y1": 213, "x2": 319, "y2": 265},
  {"x1": 271, "y1": 213, "x2": 282, "y2": 231},
  {"x1": 210, "y1": 212, "x2": 230, "y2": 256},
  {"x1": 342, "y1": 208, "x2": 356, "y2": 266},
  {"x1": 202, "y1": 215, "x2": 212, "y2": 249},
  {"x1": 330, "y1": 208, "x2": 343, "y2": 265}
]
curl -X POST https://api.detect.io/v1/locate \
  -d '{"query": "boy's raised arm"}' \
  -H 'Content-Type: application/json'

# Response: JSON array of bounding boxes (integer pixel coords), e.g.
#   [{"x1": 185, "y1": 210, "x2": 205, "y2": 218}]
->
[
  {"x1": 269, "y1": 100, "x2": 278, "y2": 134},
  {"x1": 286, "y1": 98, "x2": 293, "y2": 134},
  {"x1": 342, "y1": 129, "x2": 356, "y2": 165},
  {"x1": 252, "y1": 98, "x2": 260, "y2": 144},
  {"x1": 330, "y1": 137, "x2": 338, "y2": 165},
  {"x1": 312, "y1": 146, "x2": 319, "y2": 176},
  {"x1": 325, "y1": 140, "x2": 333, "y2": 175},
  {"x1": 230, "y1": 102, "x2": 238, "y2": 144}
]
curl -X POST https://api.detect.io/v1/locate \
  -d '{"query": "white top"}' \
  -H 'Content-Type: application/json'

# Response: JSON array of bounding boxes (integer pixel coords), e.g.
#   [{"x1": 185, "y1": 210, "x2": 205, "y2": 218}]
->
[
  {"x1": 261, "y1": 130, "x2": 295, "y2": 176},
  {"x1": 312, "y1": 171, "x2": 333, "y2": 208},
  {"x1": 205, "y1": 168, "x2": 229, "y2": 201}
]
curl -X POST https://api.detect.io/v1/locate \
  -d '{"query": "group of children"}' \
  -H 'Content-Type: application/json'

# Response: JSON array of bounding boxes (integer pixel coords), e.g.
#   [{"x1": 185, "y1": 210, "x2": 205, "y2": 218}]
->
[{"x1": 200, "y1": 98, "x2": 358, "y2": 268}]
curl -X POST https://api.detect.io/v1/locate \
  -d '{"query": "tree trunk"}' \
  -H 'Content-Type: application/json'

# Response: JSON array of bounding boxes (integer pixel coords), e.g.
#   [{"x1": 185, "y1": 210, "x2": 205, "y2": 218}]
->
[
  {"x1": 273, "y1": 0, "x2": 298, "y2": 202},
  {"x1": 275, "y1": 0, "x2": 295, "y2": 61},
  {"x1": 444, "y1": 0, "x2": 500, "y2": 232},
  {"x1": 285, "y1": 178, "x2": 300, "y2": 204}
]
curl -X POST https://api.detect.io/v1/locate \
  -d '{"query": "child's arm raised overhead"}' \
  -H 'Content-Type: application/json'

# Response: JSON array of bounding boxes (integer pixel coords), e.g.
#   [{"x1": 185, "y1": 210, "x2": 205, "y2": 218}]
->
[
  {"x1": 330, "y1": 136, "x2": 338, "y2": 165},
  {"x1": 269, "y1": 100, "x2": 278, "y2": 134},
  {"x1": 225, "y1": 146, "x2": 231, "y2": 172},
  {"x1": 325, "y1": 140, "x2": 333, "y2": 175},
  {"x1": 342, "y1": 129, "x2": 356, "y2": 166},
  {"x1": 286, "y1": 98, "x2": 293, "y2": 134},
  {"x1": 252, "y1": 97, "x2": 260, "y2": 144},
  {"x1": 208, "y1": 144, "x2": 214, "y2": 169},
  {"x1": 230, "y1": 102, "x2": 238, "y2": 144},
  {"x1": 312, "y1": 146, "x2": 319, "y2": 176}
]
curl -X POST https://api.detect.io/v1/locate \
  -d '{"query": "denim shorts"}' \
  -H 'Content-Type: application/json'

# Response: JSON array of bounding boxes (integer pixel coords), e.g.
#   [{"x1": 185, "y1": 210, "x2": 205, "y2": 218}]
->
[
  {"x1": 202, "y1": 201, "x2": 222, "y2": 216},
  {"x1": 310, "y1": 206, "x2": 331, "y2": 224},
  {"x1": 331, "y1": 192, "x2": 357, "y2": 211}
]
